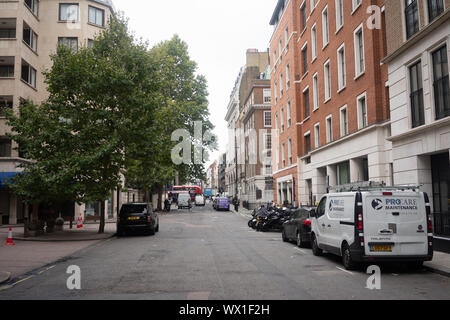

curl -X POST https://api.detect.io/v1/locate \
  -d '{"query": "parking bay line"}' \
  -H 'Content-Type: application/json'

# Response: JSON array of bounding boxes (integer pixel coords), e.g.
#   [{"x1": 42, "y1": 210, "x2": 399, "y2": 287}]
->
[{"x1": 336, "y1": 266, "x2": 354, "y2": 275}]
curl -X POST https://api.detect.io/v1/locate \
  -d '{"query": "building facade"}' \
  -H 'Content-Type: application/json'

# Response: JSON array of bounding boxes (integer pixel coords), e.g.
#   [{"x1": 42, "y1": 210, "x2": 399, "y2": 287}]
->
[
  {"x1": 383, "y1": 0, "x2": 450, "y2": 240},
  {"x1": 0, "y1": 0, "x2": 116, "y2": 225},
  {"x1": 240, "y1": 75, "x2": 274, "y2": 209},
  {"x1": 269, "y1": 0, "x2": 301, "y2": 206}
]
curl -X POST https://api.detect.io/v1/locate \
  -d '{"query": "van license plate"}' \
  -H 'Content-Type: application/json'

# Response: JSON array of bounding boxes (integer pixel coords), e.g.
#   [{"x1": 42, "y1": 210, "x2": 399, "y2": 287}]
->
[
  {"x1": 371, "y1": 245, "x2": 392, "y2": 252},
  {"x1": 128, "y1": 217, "x2": 140, "y2": 221}
]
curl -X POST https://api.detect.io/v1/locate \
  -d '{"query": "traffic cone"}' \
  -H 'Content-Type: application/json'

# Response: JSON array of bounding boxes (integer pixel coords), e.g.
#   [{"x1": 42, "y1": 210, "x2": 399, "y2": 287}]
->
[
  {"x1": 76, "y1": 213, "x2": 84, "y2": 229},
  {"x1": 5, "y1": 227, "x2": 15, "y2": 246}
]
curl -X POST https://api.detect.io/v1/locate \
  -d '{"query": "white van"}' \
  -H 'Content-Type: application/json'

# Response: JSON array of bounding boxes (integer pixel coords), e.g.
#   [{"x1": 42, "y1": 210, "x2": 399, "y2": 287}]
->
[
  {"x1": 311, "y1": 186, "x2": 433, "y2": 270},
  {"x1": 195, "y1": 194, "x2": 206, "y2": 206},
  {"x1": 177, "y1": 193, "x2": 192, "y2": 209}
]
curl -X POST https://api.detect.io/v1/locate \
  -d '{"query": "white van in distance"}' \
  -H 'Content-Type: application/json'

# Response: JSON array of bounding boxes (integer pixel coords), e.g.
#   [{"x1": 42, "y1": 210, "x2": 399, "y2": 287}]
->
[{"x1": 311, "y1": 183, "x2": 433, "y2": 270}]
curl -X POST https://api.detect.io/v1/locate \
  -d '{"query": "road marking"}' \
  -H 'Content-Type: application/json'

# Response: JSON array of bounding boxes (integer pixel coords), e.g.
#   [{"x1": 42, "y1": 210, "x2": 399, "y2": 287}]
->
[
  {"x1": 294, "y1": 247, "x2": 307, "y2": 254},
  {"x1": 11, "y1": 275, "x2": 34, "y2": 286},
  {"x1": 336, "y1": 266, "x2": 354, "y2": 275}
]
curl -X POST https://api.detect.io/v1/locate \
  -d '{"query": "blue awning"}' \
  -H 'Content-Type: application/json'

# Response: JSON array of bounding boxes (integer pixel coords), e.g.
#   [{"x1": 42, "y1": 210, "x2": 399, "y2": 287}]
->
[{"x1": 0, "y1": 172, "x2": 20, "y2": 189}]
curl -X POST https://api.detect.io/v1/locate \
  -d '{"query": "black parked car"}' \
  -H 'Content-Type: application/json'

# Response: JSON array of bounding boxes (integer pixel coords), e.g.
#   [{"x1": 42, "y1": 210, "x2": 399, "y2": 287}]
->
[
  {"x1": 282, "y1": 207, "x2": 315, "y2": 247},
  {"x1": 117, "y1": 203, "x2": 159, "y2": 236}
]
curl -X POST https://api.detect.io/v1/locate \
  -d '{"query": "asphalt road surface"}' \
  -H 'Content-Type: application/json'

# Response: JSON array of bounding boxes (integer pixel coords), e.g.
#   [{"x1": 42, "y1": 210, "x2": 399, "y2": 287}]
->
[{"x1": 1, "y1": 202, "x2": 449, "y2": 300}]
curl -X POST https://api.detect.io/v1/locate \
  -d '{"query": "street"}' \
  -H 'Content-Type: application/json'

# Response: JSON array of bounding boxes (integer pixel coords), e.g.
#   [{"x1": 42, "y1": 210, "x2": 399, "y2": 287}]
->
[{"x1": 1, "y1": 202, "x2": 449, "y2": 300}]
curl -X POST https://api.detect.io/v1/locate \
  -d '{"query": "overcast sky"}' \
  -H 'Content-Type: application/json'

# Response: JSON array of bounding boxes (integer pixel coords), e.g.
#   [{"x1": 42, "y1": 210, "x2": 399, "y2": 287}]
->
[{"x1": 112, "y1": 0, "x2": 275, "y2": 167}]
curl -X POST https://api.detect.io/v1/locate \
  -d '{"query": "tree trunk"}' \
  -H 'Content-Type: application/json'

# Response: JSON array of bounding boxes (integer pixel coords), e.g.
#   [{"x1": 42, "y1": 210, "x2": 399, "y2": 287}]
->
[
  {"x1": 24, "y1": 203, "x2": 29, "y2": 238},
  {"x1": 99, "y1": 201, "x2": 106, "y2": 234}
]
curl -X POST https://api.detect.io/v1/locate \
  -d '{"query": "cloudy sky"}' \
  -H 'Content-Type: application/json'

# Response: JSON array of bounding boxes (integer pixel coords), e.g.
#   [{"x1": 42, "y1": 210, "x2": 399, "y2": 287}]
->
[{"x1": 112, "y1": 0, "x2": 275, "y2": 166}]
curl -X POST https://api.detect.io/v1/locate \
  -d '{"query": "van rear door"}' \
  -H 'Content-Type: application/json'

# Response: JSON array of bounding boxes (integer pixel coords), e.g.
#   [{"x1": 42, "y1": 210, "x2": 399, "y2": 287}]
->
[{"x1": 363, "y1": 191, "x2": 428, "y2": 257}]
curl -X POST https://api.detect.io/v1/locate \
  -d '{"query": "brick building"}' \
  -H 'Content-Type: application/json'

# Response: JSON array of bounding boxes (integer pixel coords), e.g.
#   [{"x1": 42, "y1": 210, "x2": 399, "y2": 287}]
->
[
  {"x1": 270, "y1": 0, "x2": 392, "y2": 207},
  {"x1": 270, "y1": 0, "x2": 301, "y2": 206}
]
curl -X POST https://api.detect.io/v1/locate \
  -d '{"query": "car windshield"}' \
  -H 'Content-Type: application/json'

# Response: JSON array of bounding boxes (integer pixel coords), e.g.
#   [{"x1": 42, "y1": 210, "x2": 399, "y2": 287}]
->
[{"x1": 120, "y1": 205, "x2": 148, "y2": 215}]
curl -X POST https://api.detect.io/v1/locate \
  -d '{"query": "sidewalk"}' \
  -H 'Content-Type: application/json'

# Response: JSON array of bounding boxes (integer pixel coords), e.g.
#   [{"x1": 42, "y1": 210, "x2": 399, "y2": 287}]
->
[
  {"x1": 0, "y1": 222, "x2": 116, "y2": 281},
  {"x1": 424, "y1": 251, "x2": 450, "y2": 277}
]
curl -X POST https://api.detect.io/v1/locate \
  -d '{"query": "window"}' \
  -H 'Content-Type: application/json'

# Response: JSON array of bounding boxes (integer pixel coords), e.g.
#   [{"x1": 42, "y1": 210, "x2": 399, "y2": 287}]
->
[
  {"x1": 340, "y1": 106, "x2": 348, "y2": 136},
  {"x1": 273, "y1": 50, "x2": 277, "y2": 69},
  {"x1": 21, "y1": 60, "x2": 36, "y2": 88},
  {"x1": 89, "y1": 6, "x2": 105, "y2": 27},
  {"x1": 303, "y1": 88, "x2": 310, "y2": 118},
  {"x1": 428, "y1": 0, "x2": 444, "y2": 22},
  {"x1": 352, "y1": 0, "x2": 362, "y2": 12},
  {"x1": 310, "y1": 0, "x2": 316, "y2": 13},
  {"x1": 300, "y1": 2, "x2": 307, "y2": 32},
  {"x1": 274, "y1": 82, "x2": 278, "y2": 103},
  {"x1": 326, "y1": 116, "x2": 333, "y2": 143},
  {"x1": 302, "y1": 43, "x2": 308, "y2": 74},
  {"x1": 279, "y1": 38, "x2": 283, "y2": 60},
  {"x1": 432, "y1": 46, "x2": 449, "y2": 120},
  {"x1": 0, "y1": 19, "x2": 16, "y2": 39},
  {"x1": 0, "y1": 57, "x2": 15, "y2": 78},
  {"x1": 288, "y1": 138, "x2": 292, "y2": 165},
  {"x1": 304, "y1": 132, "x2": 311, "y2": 153},
  {"x1": 336, "y1": 0, "x2": 344, "y2": 30},
  {"x1": 24, "y1": 0, "x2": 39, "y2": 16},
  {"x1": 337, "y1": 44, "x2": 346, "y2": 90},
  {"x1": 280, "y1": 107, "x2": 285, "y2": 132},
  {"x1": 0, "y1": 96, "x2": 13, "y2": 117},
  {"x1": 322, "y1": 6, "x2": 329, "y2": 47},
  {"x1": 0, "y1": 138, "x2": 12, "y2": 157},
  {"x1": 264, "y1": 111, "x2": 272, "y2": 127},
  {"x1": 337, "y1": 161, "x2": 350, "y2": 185},
  {"x1": 311, "y1": 24, "x2": 317, "y2": 60},
  {"x1": 287, "y1": 101, "x2": 291, "y2": 128},
  {"x1": 405, "y1": 0, "x2": 419, "y2": 39},
  {"x1": 23, "y1": 23, "x2": 37, "y2": 52},
  {"x1": 313, "y1": 73, "x2": 319, "y2": 110},
  {"x1": 88, "y1": 39, "x2": 94, "y2": 49},
  {"x1": 286, "y1": 63, "x2": 290, "y2": 89},
  {"x1": 409, "y1": 61, "x2": 425, "y2": 128},
  {"x1": 265, "y1": 133, "x2": 272, "y2": 158},
  {"x1": 314, "y1": 123, "x2": 320, "y2": 148},
  {"x1": 58, "y1": 37, "x2": 78, "y2": 52},
  {"x1": 263, "y1": 89, "x2": 271, "y2": 104},
  {"x1": 59, "y1": 3, "x2": 79, "y2": 22},
  {"x1": 285, "y1": 26, "x2": 289, "y2": 50},
  {"x1": 354, "y1": 25, "x2": 365, "y2": 77},
  {"x1": 324, "y1": 60, "x2": 331, "y2": 101},
  {"x1": 316, "y1": 197, "x2": 327, "y2": 218},
  {"x1": 281, "y1": 142, "x2": 285, "y2": 168},
  {"x1": 279, "y1": 73, "x2": 283, "y2": 97},
  {"x1": 275, "y1": 113, "x2": 278, "y2": 130},
  {"x1": 357, "y1": 93, "x2": 368, "y2": 129}
]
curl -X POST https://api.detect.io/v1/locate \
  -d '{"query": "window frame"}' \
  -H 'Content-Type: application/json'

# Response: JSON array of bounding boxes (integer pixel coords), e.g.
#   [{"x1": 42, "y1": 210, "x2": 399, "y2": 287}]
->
[
  {"x1": 326, "y1": 114, "x2": 333, "y2": 143},
  {"x1": 324, "y1": 59, "x2": 331, "y2": 102},
  {"x1": 264, "y1": 111, "x2": 272, "y2": 128},
  {"x1": 322, "y1": 5, "x2": 329, "y2": 48},
  {"x1": 408, "y1": 60, "x2": 425, "y2": 128},
  {"x1": 337, "y1": 43, "x2": 346, "y2": 91},
  {"x1": 59, "y1": 3, "x2": 79, "y2": 22},
  {"x1": 313, "y1": 72, "x2": 319, "y2": 111},
  {"x1": 340, "y1": 105, "x2": 348, "y2": 137},
  {"x1": 335, "y1": 0, "x2": 344, "y2": 32},
  {"x1": 357, "y1": 92, "x2": 368, "y2": 129},
  {"x1": 353, "y1": 24, "x2": 365, "y2": 78},
  {"x1": 88, "y1": 5, "x2": 105, "y2": 27}
]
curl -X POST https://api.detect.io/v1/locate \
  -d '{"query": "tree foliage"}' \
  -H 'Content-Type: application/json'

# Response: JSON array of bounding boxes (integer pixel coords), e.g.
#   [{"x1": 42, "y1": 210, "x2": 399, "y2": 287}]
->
[{"x1": 6, "y1": 16, "x2": 215, "y2": 210}]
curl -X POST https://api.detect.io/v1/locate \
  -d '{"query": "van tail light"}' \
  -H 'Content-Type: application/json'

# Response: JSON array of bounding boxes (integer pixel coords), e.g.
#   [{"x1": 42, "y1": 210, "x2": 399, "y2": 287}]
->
[
  {"x1": 356, "y1": 193, "x2": 364, "y2": 247},
  {"x1": 147, "y1": 215, "x2": 152, "y2": 223},
  {"x1": 303, "y1": 220, "x2": 311, "y2": 226},
  {"x1": 426, "y1": 205, "x2": 433, "y2": 233},
  {"x1": 424, "y1": 193, "x2": 433, "y2": 250},
  {"x1": 383, "y1": 192, "x2": 393, "y2": 196}
]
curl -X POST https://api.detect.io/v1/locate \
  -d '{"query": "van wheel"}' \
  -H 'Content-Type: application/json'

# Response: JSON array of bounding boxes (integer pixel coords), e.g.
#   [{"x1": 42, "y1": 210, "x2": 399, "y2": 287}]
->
[
  {"x1": 342, "y1": 244, "x2": 357, "y2": 270},
  {"x1": 407, "y1": 261, "x2": 424, "y2": 270},
  {"x1": 312, "y1": 235, "x2": 323, "y2": 256}
]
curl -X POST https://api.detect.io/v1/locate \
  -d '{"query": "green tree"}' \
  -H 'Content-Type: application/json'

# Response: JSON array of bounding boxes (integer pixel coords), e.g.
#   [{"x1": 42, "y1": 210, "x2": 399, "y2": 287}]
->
[
  {"x1": 125, "y1": 35, "x2": 217, "y2": 208},
  {"x1": 6, "y1": 16, "x2": 160, "y2": 233}
]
